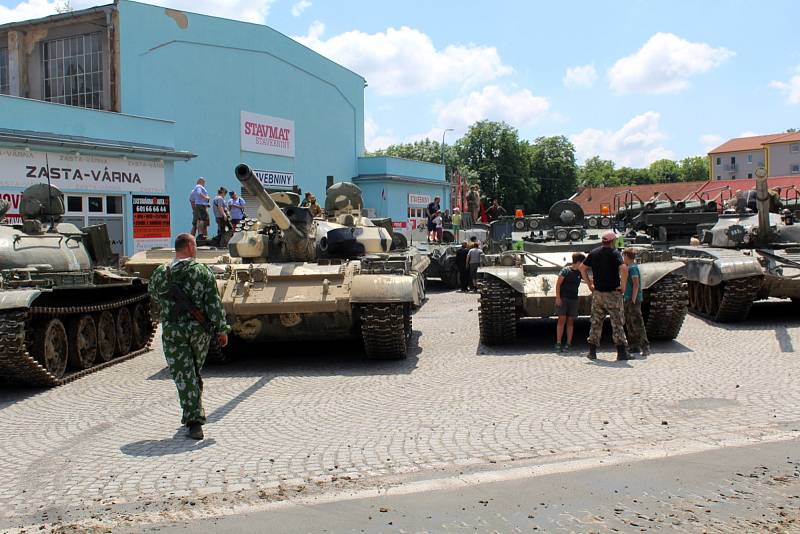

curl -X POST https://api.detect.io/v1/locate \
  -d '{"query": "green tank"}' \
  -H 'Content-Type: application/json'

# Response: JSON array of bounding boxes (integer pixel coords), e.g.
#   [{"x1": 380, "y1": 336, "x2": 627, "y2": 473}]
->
[{"x1": 0, "y1": 184, "x2": 154, "y2": 387}]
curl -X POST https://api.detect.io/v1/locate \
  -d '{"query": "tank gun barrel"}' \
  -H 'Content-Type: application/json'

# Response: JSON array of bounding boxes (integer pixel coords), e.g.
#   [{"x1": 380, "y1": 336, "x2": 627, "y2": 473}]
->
[
  {"x1": 235, "y1": 164, "x2": 304, "y2": 239},
  {"x1": 756, "y1": 173, "x2": 771, "y2": 242}
]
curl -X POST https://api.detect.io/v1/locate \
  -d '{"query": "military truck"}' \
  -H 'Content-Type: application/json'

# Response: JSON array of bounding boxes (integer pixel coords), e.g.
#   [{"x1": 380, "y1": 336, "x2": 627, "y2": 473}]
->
[
  {"x1": 671, "y1": 168, "x2": 800, "y2": 322},
  {"x1": 615, "y1": 190, "x2": 719, "y2": 244},
  {"x1": 217, "y1": 164, "x2": 428, "y2": 360},
  {"x1": 0, "y1": 184, "x2": 154, "y2": 386},
  {"x1": 477, "y1": 200, "x2": 688, "y2": 346}
]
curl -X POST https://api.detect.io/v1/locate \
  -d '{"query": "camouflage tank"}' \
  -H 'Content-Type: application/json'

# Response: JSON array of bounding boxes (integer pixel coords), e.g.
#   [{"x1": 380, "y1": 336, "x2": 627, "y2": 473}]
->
[
  {"x1": 0, "y1": 184, "x2": 154, "y2": 387},
  {"x1": 671, "y1": 168, "x2": 800, "y2": 322},
  {"x1": 218, "y1": 164, "x2": 428, "y2": 360},
  {"x1": 123, "y1": 246, "x2": 239, "y2": 279},
  {"x1": 477, "y1": 199, "x2": 688, "y2": 345}
]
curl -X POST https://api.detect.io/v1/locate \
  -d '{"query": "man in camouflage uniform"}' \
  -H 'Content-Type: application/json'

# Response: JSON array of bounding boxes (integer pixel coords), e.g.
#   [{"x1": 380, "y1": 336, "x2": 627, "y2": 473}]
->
[
  {"x1": 149, "y1": 233, "x2": 230, "y2": 439},
  {"x1": 580, "y1": 231, "x2": 630, "y2": 361}
]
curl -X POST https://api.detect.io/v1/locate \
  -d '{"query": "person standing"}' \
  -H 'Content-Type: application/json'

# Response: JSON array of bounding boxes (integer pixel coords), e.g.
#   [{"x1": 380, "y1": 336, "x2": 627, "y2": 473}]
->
[
  {"x1": 486, "y1": 199, "x2": 507, "y2": 222},
  {"x1": 212, "y1": 187, "x2": 230, "y2": 240},
  {"x1": 307, "y1": 194, "x2": 323, "y2": 217},
  {"x1": 300, "y1": 192, "x2": 312, "y2": 207},
  {"x1": 228, "y1": 190, "x2": 246, "y2": 229},
  {"x1": 555, "y1": 252, "x2": 585, "y2": 352},
  {"x1": 190, "y1": 178, "x2": 211, "y2": 240},
  {"x1": 466, "y1": 185, "x2": 480, "y2": 224},
  {"x1": 432, "y1": 211, "x2": 444, "y2": 243},
  {"x1": 580, "y1": 231, "x2": 630, "y2": 361},
  {"x1": 455, "y1": 241, "x2": 470, "y2": 291},
  {"x1": 622, "y1": 247, "x2": 650, "y2": 357},
  {"x1": 148, "y1": 233, "x2": 230, "y2": 440},
  {"x1": 451, "y1": 208, "x2": 462, "y2": 240},
  {"x1": 426, "y1": 196, "x2": 441, "y2": 243},
  {"x1": 466, "y1": 242, "x2": 483, "y2": 291}
]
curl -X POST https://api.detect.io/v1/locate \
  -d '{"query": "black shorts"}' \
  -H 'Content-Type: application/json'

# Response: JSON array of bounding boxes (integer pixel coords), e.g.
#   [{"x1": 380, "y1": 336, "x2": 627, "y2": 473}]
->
[
  {"x1": 193, "y1": 204, "x2": 210, "y2": 223},
  {"x1": 555, "y1": 297, "x2": 579, "y2": 317}
]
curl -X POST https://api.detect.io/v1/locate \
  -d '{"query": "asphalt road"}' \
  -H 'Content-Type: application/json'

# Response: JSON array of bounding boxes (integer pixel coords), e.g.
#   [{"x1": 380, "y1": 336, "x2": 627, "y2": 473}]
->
[{"x1": 146, "y1": 439, "x2": 800, "y2": 533}]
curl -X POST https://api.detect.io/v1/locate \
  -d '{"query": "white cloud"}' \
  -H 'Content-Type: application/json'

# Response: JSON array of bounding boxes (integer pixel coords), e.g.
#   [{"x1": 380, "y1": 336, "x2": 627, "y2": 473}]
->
[
  {"x1": 770, "y1": 67, "x2": 800, "y2": 105},
  {"x1": 608, "y1": 33, "x2": 734, "y2": 94},
  {"x1": 571, "y1": 111, "x2": 674, "y2": 167},
  {"x1": 699, "y1": 134, "x2": 723, "y2": 153},
  {"x1": 364, "y1": 115, "x2": 397, "y2": 152},
  {"x1": 0, "y1": 0, "x2": 276, "y2": 25},
  {"x1": 563, "y1": 64, "x2": 597, "y2": 89},
  {"x1": 290, "y1": 0, "x2": 311, "y2": 17},
  {"x1": 738, "y1": 131, "x2": 763, "y2": 138},
  {"x1": 296, "y1": 23, "x2": 512, "y2": 96},
  {"x1": 432, "y1": 85, "x2": 550, "y2": 135}
]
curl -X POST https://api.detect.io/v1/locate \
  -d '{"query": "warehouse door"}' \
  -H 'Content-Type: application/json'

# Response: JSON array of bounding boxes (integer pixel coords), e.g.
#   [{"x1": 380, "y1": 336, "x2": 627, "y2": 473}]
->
[{"x1": 64, "y1": 194, "x2": 126, "y2": 256}]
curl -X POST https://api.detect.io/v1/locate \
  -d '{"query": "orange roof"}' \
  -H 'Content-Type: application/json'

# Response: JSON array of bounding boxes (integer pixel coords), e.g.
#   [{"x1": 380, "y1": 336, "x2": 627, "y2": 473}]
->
[
  {"x1": 571, "y1": 181, "x2": 708, "y2": 215},
  {"x1": 708, "y1": 134, "x2": 785, "y2": 154},
  {"x1": 763, "y1": 132, "x2": 800, "y2": 145}
]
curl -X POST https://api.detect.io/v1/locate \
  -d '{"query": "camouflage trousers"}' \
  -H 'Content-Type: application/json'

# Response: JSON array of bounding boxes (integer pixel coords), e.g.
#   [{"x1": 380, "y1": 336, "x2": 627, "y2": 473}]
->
[
  {"x1": 162, "y1": 321, "x2": 211, "y2": 426},
  {"x1": 624, "y1": 300, "x2": 649, "y2": 350},
  {"x1": 587, "y1": 290, "x2": 627, "y2": 347}
]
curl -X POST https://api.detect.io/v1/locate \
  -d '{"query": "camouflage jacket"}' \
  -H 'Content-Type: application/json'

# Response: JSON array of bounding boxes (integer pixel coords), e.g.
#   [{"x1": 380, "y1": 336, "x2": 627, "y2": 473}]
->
[{"x1": 148, "y1": 258, "x2": 231, "y2": 334}]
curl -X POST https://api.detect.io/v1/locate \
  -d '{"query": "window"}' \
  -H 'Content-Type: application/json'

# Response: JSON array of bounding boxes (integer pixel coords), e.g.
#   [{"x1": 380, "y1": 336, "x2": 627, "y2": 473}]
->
[
  {"x1": 732, "y1": 175, "x2": 736, "y2": 180},
  {"x1": 0, "y1": 48, "x2": 8, "y2": 95},
  {"x1": 88, "y1": 197, "x2": 103, "y2": 212},
  {"x1": 747, "y1": 154, "x2": 753, "y2": 164},
  {"x1": 41, "y1": 32, "x2": 104, "y2": 109},
  {"x1": 731, "y1": 156, "x2": 736, "y2": 164},
  {"x1": 66, "y1": 196, "x2": 82, "y2": 212},
  {"x1": 792, "y1": 164, "x2": 800, "y2": 174},
  {"x1": 716, "y1": 157, "x2": 721, "y2": 165},
  {"x1": 792, "y1": 144, "x2": 800, "y2": 154},
  {"x1": 748, "y1": 173, "x2": 753, "y2": 179},
  {"x1": 716, "y1": 175, "x2": 721, "y2": 180},
  {"x1": 106, "y1": 196, "x2": 123, "y2": 214}
]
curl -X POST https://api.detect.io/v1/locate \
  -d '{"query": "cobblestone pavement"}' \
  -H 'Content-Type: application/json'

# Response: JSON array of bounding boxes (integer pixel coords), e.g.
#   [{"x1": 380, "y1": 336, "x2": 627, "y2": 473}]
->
[{"x1": 1, "y1": 287, "x2": 799, "y2": 531}]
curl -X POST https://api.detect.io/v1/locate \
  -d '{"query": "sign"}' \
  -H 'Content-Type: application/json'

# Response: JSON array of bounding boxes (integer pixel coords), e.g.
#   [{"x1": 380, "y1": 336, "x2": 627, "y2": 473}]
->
[
  {"x1": 392, "y1": 221, "x2": 407, "y2": 229},
  {"x1": 132, "y1": 195, "x2": 171, "y2": 252},
  {"x1": 0, "y1": 188, "x2": 24, "y2": 224},
  {"x1": 241, "y1": 111, "x2": 295, "y2": 158},
  {"x1": 0, "y1": 148, "x2": 166, "y2": 193},
  {"x1": 253, "y1": 169, "x2": 294, "y2": 189},
  {"x1": 408, "y1": 193, "x2": 432, "y2": 206}
]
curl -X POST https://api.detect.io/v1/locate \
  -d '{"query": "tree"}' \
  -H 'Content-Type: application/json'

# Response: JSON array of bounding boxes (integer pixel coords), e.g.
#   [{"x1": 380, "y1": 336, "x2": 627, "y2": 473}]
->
[
  {"x1": 366, "y1": 139, "x2": 459, "y2": 178},
  {"x1": 455, "y1": 121, "x2": 535, "y2": 212},
  {"x1": 614, "y1": 166, "x2": 653, "y2": 185},
  {"x1": 679, "y1": 156, "x2": 710, "y2": 182},
  {"x1": 577, "y1": 156, "x2": 615, "y2": 187},
  {"x1": 528, "y1": 136, "x2": 578, "y2": 212},
  {"x1": 55, "y1": 0, "x2": 73, "y2": 13},
  {"x1": 648, "y1": 159, "x2": 681, "y2": 183}
]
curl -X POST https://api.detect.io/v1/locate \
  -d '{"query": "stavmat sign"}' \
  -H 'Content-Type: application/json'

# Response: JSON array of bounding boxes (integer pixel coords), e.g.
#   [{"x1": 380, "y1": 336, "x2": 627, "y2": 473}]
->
[{"x1": 241, "y1": 111, "x2": 295, "y2": 158}]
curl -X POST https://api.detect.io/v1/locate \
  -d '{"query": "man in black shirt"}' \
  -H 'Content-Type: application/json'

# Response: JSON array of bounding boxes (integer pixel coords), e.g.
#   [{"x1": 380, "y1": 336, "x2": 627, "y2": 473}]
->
[
  {"x1": 486, "y1": 199, "x2": 507, "y2": 222},
  {"x1": 580, "y1": 231, "x2": 630, "y2": 361},
  {"x1": 455, "y1": 241, "x2": 470, "y2": 291}
]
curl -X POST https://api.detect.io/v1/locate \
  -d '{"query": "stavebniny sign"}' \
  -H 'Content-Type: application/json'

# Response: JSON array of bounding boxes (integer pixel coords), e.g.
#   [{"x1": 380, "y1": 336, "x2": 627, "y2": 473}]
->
[
  {"x1": 0, "y1": 148, "x2": 166, "y2": 193},
  {"x1": 241, "y1": 111, "x2": 295, "y2": 158}
]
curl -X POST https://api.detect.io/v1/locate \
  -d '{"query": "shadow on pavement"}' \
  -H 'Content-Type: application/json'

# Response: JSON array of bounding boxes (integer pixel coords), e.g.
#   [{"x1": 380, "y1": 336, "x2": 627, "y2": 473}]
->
[
  {"x1": 206, "y1": 376, "x2": 271, "y2": 424},
  {"x1": 148, "y1": 331, "x2": 423, "y2": 380},
  {"x1": 120, "y1": 429, "x2": 217, "y2": 457},
  {"x1": 691, "y1": 299, "x2": 799, "y2": 353}
]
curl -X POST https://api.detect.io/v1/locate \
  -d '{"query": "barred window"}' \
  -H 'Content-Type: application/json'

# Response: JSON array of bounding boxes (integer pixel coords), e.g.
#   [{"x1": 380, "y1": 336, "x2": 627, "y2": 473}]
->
[
  {"x1": 0, "y1": 48, "x2": 9, "y2": 95},
  {"x1": 41, "y1": 32, "x2": 104, "y2": 109}
]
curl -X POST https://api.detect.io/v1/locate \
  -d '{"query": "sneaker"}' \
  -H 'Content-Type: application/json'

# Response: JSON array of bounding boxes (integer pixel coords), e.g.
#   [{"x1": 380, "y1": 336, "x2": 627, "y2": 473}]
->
[
  {"x1": 563, "y1": 344, "x2": 571, "y2": 352},
  {"x1": 554, "y1": 343, "x2": 562, "y2": 352},
  {"x1": 641, "y1": 346, "x2": 651, "y2": 357},
  {"x1": 628, "y1": 346, "x2": 641, "y2": 354},
  {"x1": 188, "y1": 422, "x2": 204, "y2": 440}
]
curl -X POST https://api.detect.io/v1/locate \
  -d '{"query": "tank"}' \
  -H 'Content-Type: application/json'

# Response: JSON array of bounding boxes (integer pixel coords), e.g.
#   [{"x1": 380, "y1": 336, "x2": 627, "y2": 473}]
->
[
  {"x1": 123, "y1": 247, "x2": 239, "y2": 279},
  {"x1": 0, "y1": 184, "x2": 154, "y2": 387},
  {"x1": 414, "y1": 242, "x2": 463, "y2": 288},
  {"x1": 477, "y1": 199, "x2": 688, "y2": 346},
  {"x1": 217, "y1": 164, "x2": 428, "y2": 360},
  {"x1": 671, "y1": 169, "x2": 800, "y2": 322},
  {"x1": 617, "y1": 196, "x2": 718, "y2": 244}
]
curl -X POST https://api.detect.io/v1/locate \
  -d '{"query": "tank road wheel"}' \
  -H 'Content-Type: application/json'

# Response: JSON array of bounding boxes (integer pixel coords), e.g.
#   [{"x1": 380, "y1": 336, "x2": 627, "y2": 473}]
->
[
  {"x1": 687, "y1": 281, "x2": 699, "y2": 312},
  {"x1": 115, "y1": 306, "x2": 134, "y2": 356},
  {"x1": 478, "y1": 276, "x2": 517, "y2": 345},
  {"x1": 642, "y1": 274, "x2": 688, "y2": 341},
  {"x1": 95, "y1": 310, "x2": 117, "y2": 362},
  {"x1": 32, "y1": 318, "x2": 69, "y2": 379},
  {"x1": 67, "y1": 314, "x2": 98, "y2": 370},
  {"x1": 130, "y1": 303, "x2": 153, "y2": 350},
  {"x1": 712, "y1": 277, "x2": 762, "y2": 322},
  {"x1": 360, "y1": 303, "x2": 408, "y2": 360}
]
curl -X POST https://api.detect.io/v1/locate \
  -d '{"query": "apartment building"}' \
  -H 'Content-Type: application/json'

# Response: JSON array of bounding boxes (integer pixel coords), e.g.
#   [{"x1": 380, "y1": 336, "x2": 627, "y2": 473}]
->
[{"x1": 709, "y1": 132, "x2": 800, "y2": 180}]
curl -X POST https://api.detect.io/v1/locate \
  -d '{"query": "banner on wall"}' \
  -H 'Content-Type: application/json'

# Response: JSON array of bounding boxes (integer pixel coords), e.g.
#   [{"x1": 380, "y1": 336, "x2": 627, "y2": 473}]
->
[
  {"x1": 0, "y1": 188, "x2": 24, "y2": 224},
  {"x1": 408, "y1": 193, "x2": 432, "y2": 206},
  {"x1": 132, "y1": 195, "x2": 171, "y2": 252},
  {"x1": 0, "y1": 148, "x2": 166, "y2": 193},
  {"x1": 241, "y1": 111, "x2": 295, "y2": 158},
  {"x1": 253, "y1": 169, "x2": 295, "y2": 189}
]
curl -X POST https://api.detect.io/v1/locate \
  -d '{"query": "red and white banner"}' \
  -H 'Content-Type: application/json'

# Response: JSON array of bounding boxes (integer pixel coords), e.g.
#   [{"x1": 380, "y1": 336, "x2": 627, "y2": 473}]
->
[
  {"x1": 0, "y1": 188, "x2": 24, "y2": 224},
  {"x1": 241, "y1": 111, "x2": 295, "y2": 158}
]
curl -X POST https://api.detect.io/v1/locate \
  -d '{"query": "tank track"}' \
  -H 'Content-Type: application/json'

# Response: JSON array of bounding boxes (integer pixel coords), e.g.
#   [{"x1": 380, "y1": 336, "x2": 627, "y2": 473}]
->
[
  {"x1": 0, "y1": 294, "x2": 155, "y2": 387},
  {"x1": 642, "y1": 273, "x2": 688, "y2": 341},
  {"x1": 360, "y1": 303, "x2": 410, "y2": 360},
  {"x1": 478, "y1": 276, "x2": 517, "y2": 345},
  {"x1": 688, "y1": 276, "x2": 763, "y2": 322}
]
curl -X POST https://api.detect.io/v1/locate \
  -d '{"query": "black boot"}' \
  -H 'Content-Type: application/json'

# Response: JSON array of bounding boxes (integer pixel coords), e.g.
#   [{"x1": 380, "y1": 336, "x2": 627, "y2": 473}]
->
[
  {"x1": 616, "y1": 345, "x2": 632, "y2": 361},
  {"x1": 188, "y1": 422, "x2": 204, "y2": 440},
  {"x1": 586, "y1": 344, "x2": 597, "y2": 360}
]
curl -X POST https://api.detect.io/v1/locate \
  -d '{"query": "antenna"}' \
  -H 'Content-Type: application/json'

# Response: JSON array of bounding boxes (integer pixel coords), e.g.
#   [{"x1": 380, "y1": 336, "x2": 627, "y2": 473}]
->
[{"x1": 44, "y1": 153, "x2": 55, "y2": 231}]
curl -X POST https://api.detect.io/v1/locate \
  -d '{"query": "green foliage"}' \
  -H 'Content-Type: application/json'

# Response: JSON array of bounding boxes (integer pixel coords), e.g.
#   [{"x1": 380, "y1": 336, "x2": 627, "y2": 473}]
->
[
  {"x1": 648, "y1": 159, "x2": 681, "y2": 183},
  {"x1": 528, "y1": 136, "x2": 578, "y2": 212},
  {"x1": 577, "y1": 156, "x2": 616, "y2": 187},
  {"x1": 614, "y1": 166, "x2": 653, "y2": 185},
  {"x1": 679, "y1": 156, "x2": 710, "y2": 182},
  {"x1": 366, "y1": 139, "x2": 459, "y2": 177}
]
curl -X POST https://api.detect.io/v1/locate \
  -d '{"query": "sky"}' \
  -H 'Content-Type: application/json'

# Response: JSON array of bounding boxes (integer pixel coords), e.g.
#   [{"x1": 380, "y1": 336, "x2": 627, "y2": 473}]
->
[{"x1": 2, "y1": 0, "x2": 799, "y2": 167}]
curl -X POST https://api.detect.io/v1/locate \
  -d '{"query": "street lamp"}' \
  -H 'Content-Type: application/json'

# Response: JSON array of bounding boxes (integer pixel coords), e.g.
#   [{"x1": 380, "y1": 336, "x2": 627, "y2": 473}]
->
[{"x1": 440, "y1": 128, "x2": 454, "y2": 165}]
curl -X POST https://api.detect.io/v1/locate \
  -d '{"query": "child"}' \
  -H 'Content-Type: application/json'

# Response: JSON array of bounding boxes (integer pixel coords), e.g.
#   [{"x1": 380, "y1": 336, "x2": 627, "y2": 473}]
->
[
  {"x1": 433, "y1": 211, "x2": 444, "y2": 243},
  {"x1": 622, "y1": 247, "x2": 650, "y2": 356},
  {"x1": 555, "y1": 252, "x2": 586, "y2": 352}
]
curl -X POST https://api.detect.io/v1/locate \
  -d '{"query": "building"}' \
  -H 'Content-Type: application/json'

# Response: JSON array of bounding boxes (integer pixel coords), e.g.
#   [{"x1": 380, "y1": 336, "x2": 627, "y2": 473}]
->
[
  {"x1": 709, "y1": 132, "x2": 800, "y2": 180},
  {"x1": 0, "y1": 1, "x2": 446, "y2": 255}
]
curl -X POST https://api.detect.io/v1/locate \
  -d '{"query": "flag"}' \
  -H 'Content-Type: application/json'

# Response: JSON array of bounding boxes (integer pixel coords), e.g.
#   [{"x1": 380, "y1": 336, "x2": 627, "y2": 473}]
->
[{"x1": 381, "y1": 188, "x2": 386, "y2": 200}]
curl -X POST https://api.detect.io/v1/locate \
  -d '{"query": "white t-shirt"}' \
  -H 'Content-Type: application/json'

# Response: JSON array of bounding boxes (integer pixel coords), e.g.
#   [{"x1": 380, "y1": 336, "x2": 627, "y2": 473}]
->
[{"x1": 433, "y1": 215, "x2": 443, "y2": 228}]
